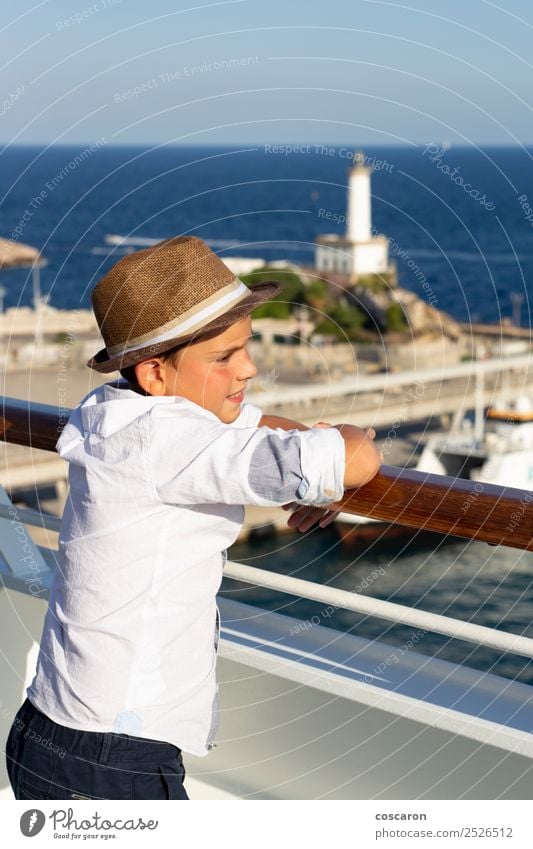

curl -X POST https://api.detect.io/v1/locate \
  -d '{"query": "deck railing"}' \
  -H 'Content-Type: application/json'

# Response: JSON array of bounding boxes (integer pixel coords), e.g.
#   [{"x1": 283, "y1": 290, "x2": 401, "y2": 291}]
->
[
  {"x1": 1, "y1": 395, "x2": 533, "y2": 662},
  {"x1": 1, "y1": 395, "x2": 532, "y2": 550}
]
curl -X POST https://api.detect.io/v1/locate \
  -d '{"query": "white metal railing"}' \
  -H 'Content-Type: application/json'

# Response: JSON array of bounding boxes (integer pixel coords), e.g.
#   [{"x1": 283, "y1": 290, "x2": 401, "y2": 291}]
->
[
  {"x1": 225, "y1": 561, "x2": 533, "y2": 659},
  {"x1": 0, "y1": 501, "x2": 61, "y2": 533},
  {"x1": 2, "y1": 487, "x2": 532, "y2": 662},
  {"x1": 250, "y1": 353, "x2": 533, "y2": 407}
]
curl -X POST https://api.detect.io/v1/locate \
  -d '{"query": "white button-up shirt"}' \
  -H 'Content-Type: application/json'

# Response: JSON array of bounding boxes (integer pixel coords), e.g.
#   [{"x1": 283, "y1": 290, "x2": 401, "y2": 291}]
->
[{"x1": 28, "y1": 381, "x2": 345, "y2": 756}]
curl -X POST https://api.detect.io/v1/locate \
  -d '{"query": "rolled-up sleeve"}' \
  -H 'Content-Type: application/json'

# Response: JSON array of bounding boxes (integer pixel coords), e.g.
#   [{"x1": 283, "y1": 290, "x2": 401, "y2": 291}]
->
[
  {"x1": 144, "y1": 402, "x2": 344, "y2": 508},
  {"x1": 296, "y1": 426, "x2": 345, "y2": 504}
]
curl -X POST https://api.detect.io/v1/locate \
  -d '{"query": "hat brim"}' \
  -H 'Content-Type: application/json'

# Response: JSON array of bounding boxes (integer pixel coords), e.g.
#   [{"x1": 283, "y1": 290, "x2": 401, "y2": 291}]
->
[{"x1": 87, "y1": 281, "x2": 282, "y2": 374}]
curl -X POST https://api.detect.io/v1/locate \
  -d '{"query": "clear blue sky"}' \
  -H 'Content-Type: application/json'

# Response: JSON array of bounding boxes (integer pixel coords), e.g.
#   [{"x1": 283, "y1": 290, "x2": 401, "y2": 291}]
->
[{"x1": 3, "y1": 0, "x2": 533, "y2": 147}]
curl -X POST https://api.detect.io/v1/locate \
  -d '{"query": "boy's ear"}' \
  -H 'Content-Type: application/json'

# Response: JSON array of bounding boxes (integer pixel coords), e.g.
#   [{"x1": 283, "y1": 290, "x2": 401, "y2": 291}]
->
[{"x1": 134, "y1": 358, "x2": 167, "y2": 396}]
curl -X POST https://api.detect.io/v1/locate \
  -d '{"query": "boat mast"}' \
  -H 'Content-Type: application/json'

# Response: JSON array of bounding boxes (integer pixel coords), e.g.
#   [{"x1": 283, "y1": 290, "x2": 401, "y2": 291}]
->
[{"x1": 474, "y1": 359, "x2": 485, "y2": 445}]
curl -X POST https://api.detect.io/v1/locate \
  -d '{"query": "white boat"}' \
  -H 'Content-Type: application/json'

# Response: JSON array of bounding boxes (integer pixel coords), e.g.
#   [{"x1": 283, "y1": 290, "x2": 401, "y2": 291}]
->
[{"x1": 418, "y1": 396, "x2": 533, "y2": 489}]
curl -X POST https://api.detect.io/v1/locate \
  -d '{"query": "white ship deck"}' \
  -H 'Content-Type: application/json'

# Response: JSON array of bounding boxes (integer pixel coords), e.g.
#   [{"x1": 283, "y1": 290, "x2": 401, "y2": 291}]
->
[{"x1": 1, "y1": 563, "x2": 532, "y2": 800}]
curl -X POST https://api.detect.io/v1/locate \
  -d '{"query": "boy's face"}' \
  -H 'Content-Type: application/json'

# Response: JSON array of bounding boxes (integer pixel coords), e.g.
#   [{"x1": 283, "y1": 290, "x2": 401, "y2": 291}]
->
[{"x1": 158, "y1": 316, "x2": 257, "y2": 423}]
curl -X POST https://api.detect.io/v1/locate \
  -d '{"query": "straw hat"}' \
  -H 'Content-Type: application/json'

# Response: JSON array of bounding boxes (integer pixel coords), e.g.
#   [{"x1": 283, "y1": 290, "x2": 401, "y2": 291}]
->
[{"x1": 88, "y1": 235, "x2": 281, "y2": 373}]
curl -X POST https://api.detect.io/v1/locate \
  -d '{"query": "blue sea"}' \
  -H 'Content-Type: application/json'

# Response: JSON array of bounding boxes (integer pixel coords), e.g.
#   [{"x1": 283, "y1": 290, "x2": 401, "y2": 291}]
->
[
  {"x1": 1, "y1": 143, "x2": 533, "y2": 325},
  {"x1": 1, "y1": 143, "x2": 532, "y2": 685}
]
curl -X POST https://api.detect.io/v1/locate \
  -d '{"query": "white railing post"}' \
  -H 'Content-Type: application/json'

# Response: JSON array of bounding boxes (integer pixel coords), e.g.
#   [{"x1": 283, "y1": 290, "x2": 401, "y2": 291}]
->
[{"x1": 0, "y1": 487, "x2": 53, "y2": 590}]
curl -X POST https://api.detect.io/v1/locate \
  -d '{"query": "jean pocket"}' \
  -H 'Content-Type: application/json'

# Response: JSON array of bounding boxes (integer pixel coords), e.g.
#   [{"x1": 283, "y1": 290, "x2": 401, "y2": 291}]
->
[
  {"x1": 18, "y1": 781, "x2": 48, "y2": 801},
  {"x1": 17, "y1": 778, "x2": 96, "y2": 801}
]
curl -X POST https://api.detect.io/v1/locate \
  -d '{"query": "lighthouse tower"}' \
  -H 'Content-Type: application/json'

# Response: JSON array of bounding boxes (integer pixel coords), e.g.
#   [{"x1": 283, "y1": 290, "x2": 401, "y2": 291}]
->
[
  {"x1": 315, "y1": 151, "x2": 389, "y2": 280},
  {"x1": 347, "y1": 152, "x2": 372, "y2": 242}
]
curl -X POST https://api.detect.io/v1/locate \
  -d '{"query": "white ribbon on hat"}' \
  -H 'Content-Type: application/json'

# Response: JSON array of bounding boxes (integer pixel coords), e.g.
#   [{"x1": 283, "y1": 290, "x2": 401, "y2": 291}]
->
[{"x1": 107, "y1": 278, "x2": 250, "y2": 358}]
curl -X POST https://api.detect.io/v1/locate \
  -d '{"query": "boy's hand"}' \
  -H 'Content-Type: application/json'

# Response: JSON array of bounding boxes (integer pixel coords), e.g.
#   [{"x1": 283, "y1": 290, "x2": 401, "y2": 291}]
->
[
  {"x1": 282, "y1": 502, "x2": 342, "y2": 533},
  {"x1": 315, "y1": 421, "x2": 377, "y2": 441}
]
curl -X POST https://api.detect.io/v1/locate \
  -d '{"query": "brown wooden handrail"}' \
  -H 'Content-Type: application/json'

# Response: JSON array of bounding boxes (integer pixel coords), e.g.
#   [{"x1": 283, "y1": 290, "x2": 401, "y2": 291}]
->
[
  {"x1": 1, "y1": 396, "x2": 532, "y2": 551},
  {"x1": 1, "y1": 397, "x2": 65, "y2": 452},
  {"x1": 334, "y1": 467, "x2": 532, "y2": 552}
]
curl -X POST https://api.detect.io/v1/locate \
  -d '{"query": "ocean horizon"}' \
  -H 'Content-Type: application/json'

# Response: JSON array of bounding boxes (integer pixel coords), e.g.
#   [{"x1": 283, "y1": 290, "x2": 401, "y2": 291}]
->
[{"x1": 0, "y1": 142, "x2": 532, "y2": 329}]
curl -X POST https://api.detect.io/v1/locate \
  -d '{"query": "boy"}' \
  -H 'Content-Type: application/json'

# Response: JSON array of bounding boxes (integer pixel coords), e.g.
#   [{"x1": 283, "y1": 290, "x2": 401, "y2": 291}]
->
[{"x1": 5, "y1": 236, "x2": 380, "y2": 800}]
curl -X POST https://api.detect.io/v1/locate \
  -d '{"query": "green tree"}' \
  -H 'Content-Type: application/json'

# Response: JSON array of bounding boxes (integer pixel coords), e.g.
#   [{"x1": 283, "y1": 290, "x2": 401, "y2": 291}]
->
[
  {"x1": 314, "y1": 316, "x2": 346, "y2": 340},
  {"x1": 314, "y1": 301, "x2": 366, "y2": 341},
  {"x1": 304, "y1": 278, "x2": 329, "y2": 311},
  {"x1": 243, "y1": 267, "x2": 306, "y2": 317},
  {"x1": 386, "y1": 301, "x2": 408, "y2": 332},
  {"x1": 357, "y1": 272, "x2": 395, "y2": 294},
  {"x1": 252, "y1": 300, "x2": 291, "y2": 319}
]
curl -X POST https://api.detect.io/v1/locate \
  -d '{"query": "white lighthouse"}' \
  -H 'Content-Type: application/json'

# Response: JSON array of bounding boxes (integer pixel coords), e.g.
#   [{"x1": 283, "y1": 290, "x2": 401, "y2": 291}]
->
[{"x1": 315, "y1": 151, "x2": 389, "y2": 279}]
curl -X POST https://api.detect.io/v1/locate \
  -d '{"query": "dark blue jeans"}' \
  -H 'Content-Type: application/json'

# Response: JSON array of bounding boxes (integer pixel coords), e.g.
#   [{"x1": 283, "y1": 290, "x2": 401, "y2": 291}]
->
[{"x1": 5, "y1": 698, "x2": 189, "y2": 800}]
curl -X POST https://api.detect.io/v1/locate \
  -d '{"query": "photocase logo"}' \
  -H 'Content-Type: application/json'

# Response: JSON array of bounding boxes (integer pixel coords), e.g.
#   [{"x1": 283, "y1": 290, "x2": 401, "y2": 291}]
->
[{"x1": 20, "y1": 809, "x2": 46, "y2": 837}]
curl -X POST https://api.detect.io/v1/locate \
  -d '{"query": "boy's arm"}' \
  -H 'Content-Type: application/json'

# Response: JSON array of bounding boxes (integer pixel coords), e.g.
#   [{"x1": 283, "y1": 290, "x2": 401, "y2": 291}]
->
[
  {"x1": 258, "y1": 414, "x2": 380, "y2": 486},
  {"x1": 259, "y1": 414, "x2": 381, "y2": 532}
]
